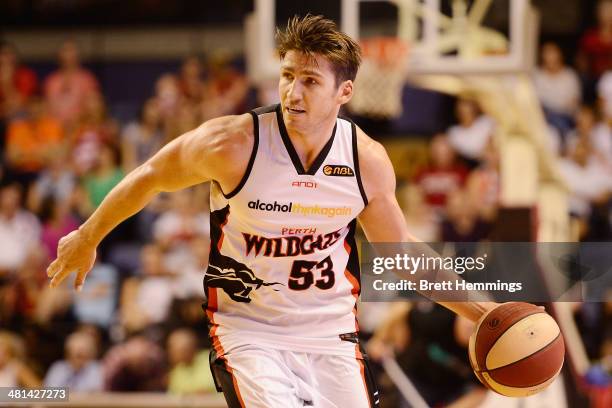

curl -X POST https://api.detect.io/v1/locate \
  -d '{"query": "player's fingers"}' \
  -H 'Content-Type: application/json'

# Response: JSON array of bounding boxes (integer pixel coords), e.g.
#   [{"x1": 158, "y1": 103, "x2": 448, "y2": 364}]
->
[
  {"x1": 49, "y1": 266, "x2": 72, "y2": 288},
  {"x1": 74, "y1": 268, "x2": 89, "y2": 292},
  {"x1": 46, "y1": 259, "x2": 62, "y2": 278}
]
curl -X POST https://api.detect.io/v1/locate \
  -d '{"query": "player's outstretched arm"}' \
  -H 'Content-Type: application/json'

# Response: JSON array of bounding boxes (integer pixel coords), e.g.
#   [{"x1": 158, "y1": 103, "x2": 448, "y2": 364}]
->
[
  {"x1": 47, "y1": 113, "x2": 254, "y2": 290},
  {"x1": 355, "y1": 128, "x2": 496, "y2": 322}
]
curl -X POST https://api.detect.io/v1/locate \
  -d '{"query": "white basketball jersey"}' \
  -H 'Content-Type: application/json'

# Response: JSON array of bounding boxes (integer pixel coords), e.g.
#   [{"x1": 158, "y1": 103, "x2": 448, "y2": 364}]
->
[{"x1": 205, "y1": 104, "x2": 368, "y2": 359}]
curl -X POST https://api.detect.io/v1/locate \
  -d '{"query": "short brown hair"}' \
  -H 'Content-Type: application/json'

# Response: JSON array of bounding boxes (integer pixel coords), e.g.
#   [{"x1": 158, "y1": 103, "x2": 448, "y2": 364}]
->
[{"x1": 276, "y1": 15, "x2": 362, "y2": 85}]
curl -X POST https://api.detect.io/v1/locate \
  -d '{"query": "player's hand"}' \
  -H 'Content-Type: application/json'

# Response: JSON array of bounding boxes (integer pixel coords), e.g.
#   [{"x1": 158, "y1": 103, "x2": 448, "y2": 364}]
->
[{"x1": 47, "y1": 229, "x2": 97, "y2": 291}]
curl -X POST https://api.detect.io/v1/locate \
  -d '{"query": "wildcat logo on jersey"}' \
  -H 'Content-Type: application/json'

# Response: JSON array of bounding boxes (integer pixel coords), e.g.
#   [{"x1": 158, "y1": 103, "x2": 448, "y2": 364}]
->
[
  {"x1": 206, "y1": 260, "x2": 283, "y2": 303},
  {"x1": 323, "y1": 165, "x2": 354, "y2": 177},
  {"x1": 242, "y1": 228, "x2": 343, "y2": 257},
  {"x1": 207, "y1": 205, "x2": 283, "y2": 303}
]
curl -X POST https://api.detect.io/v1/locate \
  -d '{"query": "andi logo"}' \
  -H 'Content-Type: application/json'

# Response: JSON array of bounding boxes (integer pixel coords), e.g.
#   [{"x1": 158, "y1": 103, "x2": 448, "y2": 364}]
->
[
  {"x1": 291, "y1": 181, "x2": 318, "y2": 188},
  {"x1": 323, "y1": 165, "x2": 354, "y2": 177}
]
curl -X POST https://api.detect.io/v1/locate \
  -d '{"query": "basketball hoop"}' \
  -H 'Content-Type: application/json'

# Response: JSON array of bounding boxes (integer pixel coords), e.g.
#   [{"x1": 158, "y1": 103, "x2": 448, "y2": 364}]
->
[{"x1": 348, "y1": 37, "x2": 410, "y2": 120}]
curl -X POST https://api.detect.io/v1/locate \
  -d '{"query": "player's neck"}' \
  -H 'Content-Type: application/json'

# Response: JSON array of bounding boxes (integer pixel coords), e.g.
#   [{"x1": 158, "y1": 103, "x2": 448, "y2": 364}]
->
[{"x1": 285, "y1": 114, "x2": 337, "y2": 169}]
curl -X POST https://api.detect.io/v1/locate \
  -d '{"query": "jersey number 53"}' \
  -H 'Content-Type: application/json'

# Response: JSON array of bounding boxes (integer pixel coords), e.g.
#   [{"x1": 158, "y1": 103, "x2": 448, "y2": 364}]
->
[{"x1": 288, "y1": 256, "x2": 334, "y2": 290}]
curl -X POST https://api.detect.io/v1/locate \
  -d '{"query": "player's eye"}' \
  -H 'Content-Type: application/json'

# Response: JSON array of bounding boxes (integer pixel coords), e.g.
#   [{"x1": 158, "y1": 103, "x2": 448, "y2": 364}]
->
[
  {"x1": 306, "y1": 78, "x2": 317, "y2": 85},
  {"x1": 282, "y1": 72, "x2": 294, "y2": 80}
]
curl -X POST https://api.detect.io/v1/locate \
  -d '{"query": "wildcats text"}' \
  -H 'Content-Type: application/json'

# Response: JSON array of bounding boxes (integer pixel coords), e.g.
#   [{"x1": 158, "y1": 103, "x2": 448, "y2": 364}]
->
[{"x1": 242, "y1": 228, "x2": 344, "y2": 257}]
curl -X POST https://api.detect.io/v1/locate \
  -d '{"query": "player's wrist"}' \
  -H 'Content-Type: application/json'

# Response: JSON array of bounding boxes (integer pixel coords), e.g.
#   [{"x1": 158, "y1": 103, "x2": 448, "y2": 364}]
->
[{"x1": 76, "y1": 225, "x2": 100, "y2": 248}]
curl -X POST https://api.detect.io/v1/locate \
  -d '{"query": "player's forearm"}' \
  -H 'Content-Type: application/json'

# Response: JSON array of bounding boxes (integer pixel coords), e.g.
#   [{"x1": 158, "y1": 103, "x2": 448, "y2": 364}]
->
[
  {"x1": 78, "y1": 164, "x2": 159, "y2": 246},
  {"x1": 438, "y1": 301, "x2": 497, "y2": 322},
  {"x1": 381, "y1": 243, "x2": 498, "y2": 322}
]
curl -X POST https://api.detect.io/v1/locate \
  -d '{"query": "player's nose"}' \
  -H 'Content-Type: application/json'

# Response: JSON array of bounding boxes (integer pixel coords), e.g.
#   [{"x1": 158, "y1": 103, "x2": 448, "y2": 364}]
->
[{"x1": 286, "y1": 79, "x2": 304, "y2": 100}]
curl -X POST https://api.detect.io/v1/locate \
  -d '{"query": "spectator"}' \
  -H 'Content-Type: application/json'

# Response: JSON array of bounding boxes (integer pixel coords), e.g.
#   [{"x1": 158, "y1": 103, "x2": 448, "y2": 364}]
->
[
  {"x1": 0, "y1": 42, "x2": 37, "y2": 120},
  {"x1": 566, "y1": 105, "x2": 599, "y2": 156},
  {"x1": 39, "y1": 196, "x2": 79, "y2": 261},
  {"x1": 166, "y1": 328, "x2": 215, "y2": 395},
  {"x1": 166, "y1": 100, "x2": 200, "y2": 142},
  {"x1": 44, "y1": 331, "x2": 103, "y2": 391},
  {"x1": 77, "y1": 143, "x2": 124, "y2": 216},
  {"x1": 73, "y1": 260, "x2": 118, "y2": 329},
  {"x1": 593, "y1": 71, "x2": 612, "y2": 166},
  {"x1": 447, "y1": 98, "x2": 494, "y2": 163},
  {"x1": 154, "y1": 73, "x2": 182, "y2": 135},
  {"x1": 465, "y1": 140, "x2": 500, "y2": 222},
  {"x1": 397, "y1": 184, "x2": 439, "y2": 242},
  {"x1": 70, "y1": 94, "x2": 118, "y2": 176},
  {"x1": 44, "y1": 40, "x2": 100, "y2": 128},
  {"x1": 0, "y1": 331, "x2": 41, "y2": 388},
  {"x1": 120, "y1": 98, "x2": 164, "y2": 173},
  {"x1": 441, "y1": 190, "x2": 491, "y2": 242},
  {"x1": 4, "y1": 98, "x2": 64, "y2": 186},
  {"x1": 103, "y1": 336, "x2": 166, "y2": 392},
  {"x1": 413, "y1": 134, "x2": 468, "y2": 212},
  {"x1": 558, "y1": 137, "x2": 611, "y2": 222},
  {"x1": 174, "y1": 235, "x2": 210, "y2": 300},
  {"x1": 120, "y1": 244, "x2": 175, "y2": 335},
  {"x1": 578, "y1": 0, "x2": 612, "y2": 81},
  {"x1": 178, "y1": 56, "x2": 206, "y2": 104},
  {"x1": 32, "y1": 281, "x2": 74, "y2": 328},
  {"x1": 533, "y1": 42, "x2": 581, "y2": 135},
  {"x1": 153, "y1": 189, "x2": 209, "y2": 269},
  {"x1": 0, "y1": 183, "x2": 41, "y2": 276},
  {"x1": 3, "y1": 246, "x2": 49, "y2": 327},
  {"x1": 200, "y1": 54, "x2": 249, "y2": 121},
  {"x1": 26, "y1": 150, "x2": 76, "y2": 215}
]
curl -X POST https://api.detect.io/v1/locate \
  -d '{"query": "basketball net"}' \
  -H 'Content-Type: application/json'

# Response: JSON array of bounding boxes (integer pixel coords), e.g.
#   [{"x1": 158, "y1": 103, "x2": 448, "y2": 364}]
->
[{"x1": 348, "y1": 37, "x2": 410, "y2": 119}]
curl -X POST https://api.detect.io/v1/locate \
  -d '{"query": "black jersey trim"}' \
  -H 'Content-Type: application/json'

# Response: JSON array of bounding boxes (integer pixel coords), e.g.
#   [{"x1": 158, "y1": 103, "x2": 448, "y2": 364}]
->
[
  {"x1": 346, "y1": 218, "x2": 361, "y2": 293},
  {"x1": 351, "y1": 121, "x2": 369, "y2": 207},
  {"x1": 222, "y1": 111, "x2": 260, "y2": 199},
  {"x1": 275, "y1": 104, "x2": 337, "y2": 176},
  {"x1": 252, "y1": 104, "x2": 277, "y2": 115}
]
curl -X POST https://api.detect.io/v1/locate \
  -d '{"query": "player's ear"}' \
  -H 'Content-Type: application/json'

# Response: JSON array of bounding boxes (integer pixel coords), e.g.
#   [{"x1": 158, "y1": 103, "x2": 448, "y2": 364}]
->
[{"x1": 337, "y1": 80, "x2": 353, "y2": 105}]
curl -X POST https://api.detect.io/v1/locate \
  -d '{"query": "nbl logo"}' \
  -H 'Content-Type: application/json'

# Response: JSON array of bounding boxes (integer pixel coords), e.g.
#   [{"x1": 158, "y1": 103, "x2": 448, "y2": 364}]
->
[{"x1": 323, "y1": 165, "x2": 354, "y2": 177}]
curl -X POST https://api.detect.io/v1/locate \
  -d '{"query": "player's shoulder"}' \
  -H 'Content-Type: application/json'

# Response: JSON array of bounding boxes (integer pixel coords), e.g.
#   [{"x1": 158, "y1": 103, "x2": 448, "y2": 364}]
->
[
  {"x1": 354, "y1": 126, "x2": 396, "y2": 200},
  {"x1": 198, "y1": 113, "x2": 254, "y2": 144},
  {"x1": 190, "y1": 113, "x2": 254, "y2": 159},
  {"x1": 174, "y1": 113, "x2": 255, "y2": 185},
  {"x1": 355, "y1": 126, "x2": 393, "y2": 177}
]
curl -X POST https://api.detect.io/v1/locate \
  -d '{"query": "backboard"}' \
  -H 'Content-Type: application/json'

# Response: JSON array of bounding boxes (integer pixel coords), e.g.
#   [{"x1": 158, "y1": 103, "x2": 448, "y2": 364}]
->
[{"x1": 245, "y1": 0, "x2": 539, "y2": 84}]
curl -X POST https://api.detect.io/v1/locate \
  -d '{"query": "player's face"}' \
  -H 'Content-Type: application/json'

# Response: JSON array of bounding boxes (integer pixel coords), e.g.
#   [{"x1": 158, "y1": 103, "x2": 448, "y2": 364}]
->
[{"x1": 279, "y1": 51, "x2": 352, "y2": 132}]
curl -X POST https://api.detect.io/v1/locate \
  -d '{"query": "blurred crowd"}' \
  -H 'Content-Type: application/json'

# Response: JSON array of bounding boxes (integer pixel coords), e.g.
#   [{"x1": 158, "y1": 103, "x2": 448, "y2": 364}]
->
[
  {"x1": 397, "y1": 0, "x2": 612, "y2": 244},
  {"x1": 0, "y1": 37, "x2": 251, "y2": 394},
  {"x1": 374, "y1": 3, "x2": 612, "y2": 406},
  {"x1": 0, "y1": 1, "x2": 610, "y2": 405}
]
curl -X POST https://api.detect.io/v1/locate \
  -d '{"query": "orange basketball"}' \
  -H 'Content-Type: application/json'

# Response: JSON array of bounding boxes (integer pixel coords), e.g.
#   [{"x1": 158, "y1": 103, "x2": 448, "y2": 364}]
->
[{"x1": 468, "y1": 302, "x2": 565, "y2": 397}]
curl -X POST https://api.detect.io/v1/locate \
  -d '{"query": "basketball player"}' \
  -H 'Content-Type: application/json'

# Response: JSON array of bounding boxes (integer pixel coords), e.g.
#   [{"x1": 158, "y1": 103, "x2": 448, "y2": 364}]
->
[{"x1": 47, "y1": 15, "x2": 497, "y2": 407}]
